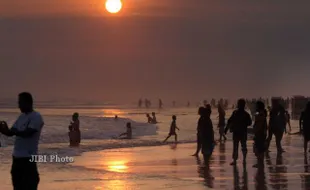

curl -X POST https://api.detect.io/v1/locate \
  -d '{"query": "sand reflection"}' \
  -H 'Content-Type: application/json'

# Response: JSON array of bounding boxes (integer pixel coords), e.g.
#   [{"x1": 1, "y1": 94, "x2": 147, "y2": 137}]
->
[
  {"x1": 233, "y1": 165, "x2": 248, "y2": 190},
  {"x1": 196, "y1": 157, "x2": 214, "y2": 188}
]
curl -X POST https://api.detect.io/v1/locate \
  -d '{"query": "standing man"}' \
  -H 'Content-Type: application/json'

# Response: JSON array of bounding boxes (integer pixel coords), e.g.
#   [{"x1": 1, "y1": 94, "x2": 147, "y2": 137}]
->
[
  {"x1": 266, "y1": 104, "x2": 286, "y2": 153},
  {"x1": 225, "y1": 99, "x2": 252, "y2": 165},
  {"x1": 0, "y1": 92, "x2": 44, "y2": 190}
]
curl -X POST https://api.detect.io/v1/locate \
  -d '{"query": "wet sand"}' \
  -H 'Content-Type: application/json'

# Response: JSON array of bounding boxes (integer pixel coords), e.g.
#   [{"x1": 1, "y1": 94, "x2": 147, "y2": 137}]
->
[
  {"x1": 0, "y1": 132, "x2": 309, "y2": 190},
  {"x1": 69, "y1": 133, "x2": 309, "y2": 190}
]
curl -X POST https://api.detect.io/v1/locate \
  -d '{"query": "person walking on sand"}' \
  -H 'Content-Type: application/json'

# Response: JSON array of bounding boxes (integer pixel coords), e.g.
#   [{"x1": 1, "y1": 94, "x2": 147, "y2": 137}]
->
[
  {"x1": 68, "y1": 112, "x2": 80, "y2": 147},
  {"x1": 201, "y1": 106, "x2": 215, "y2": 163},
  {"x1": 300, "y1": 102, "x2": 310, "y2": 153},
  {"x1": 225, "y1": 99, "x2": 252, "y2": 165},
  {"x1": 284, "y1": 110, "x2": 291, "y2": 133},
  {"x1": 218, "y1": 104, "x2": 227, "y2": 141},
  {"x1": 118, "y1": 122, "x2": 132, "y2": 139},
  {"x1": 266, "y1": 104, "x2": 286, "y2": 153},
  {"x1": 163, "y1": 115, "x2": 180, "y2": 143},
  {"x1": 253, "y1": 101, "x2": 268, "y2": 168},
  {"x1": 0, "y1": 92, "x2": 44, "y2": 190},
  {"x1": 192, "y1": 107, "x2": 205, "y2": 156}
]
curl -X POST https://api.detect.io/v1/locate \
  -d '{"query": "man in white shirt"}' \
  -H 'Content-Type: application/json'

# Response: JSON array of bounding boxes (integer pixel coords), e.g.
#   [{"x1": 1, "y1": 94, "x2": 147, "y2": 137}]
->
[{"x1": 0, "y1": 92, "x2": 44, "y2": 190}]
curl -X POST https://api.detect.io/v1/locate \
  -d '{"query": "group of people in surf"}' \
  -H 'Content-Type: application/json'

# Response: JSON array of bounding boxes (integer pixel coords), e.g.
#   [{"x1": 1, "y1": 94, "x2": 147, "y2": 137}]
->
[
  {"x1": 190, "y1": 98, "x2": 303, "y2": 168},
  {"x1": 146, "y1": 112, "x2": 157, "y2": 124}
]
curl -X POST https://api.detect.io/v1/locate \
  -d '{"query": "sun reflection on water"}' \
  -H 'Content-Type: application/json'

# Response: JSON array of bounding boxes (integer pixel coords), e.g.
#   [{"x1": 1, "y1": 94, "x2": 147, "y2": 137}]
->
[
  {"x1": 107, "y1": 160, "x2": 129, "y2": 173},
  {"x1": 101, "y1": 109, "x2": 126, "y2": 117}
]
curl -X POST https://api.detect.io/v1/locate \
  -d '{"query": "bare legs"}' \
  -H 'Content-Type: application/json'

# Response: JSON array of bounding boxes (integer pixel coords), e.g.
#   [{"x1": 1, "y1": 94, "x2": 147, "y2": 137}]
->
[{"x1": 163, "y1": 134, "x2": 178, "y2": 143}]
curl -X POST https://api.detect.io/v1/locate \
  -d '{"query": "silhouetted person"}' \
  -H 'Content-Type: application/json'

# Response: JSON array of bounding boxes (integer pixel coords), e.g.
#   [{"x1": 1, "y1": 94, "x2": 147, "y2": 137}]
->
[
  {"x1": 203, "y1": 100, "x2": 208, "y2": 107},
  {"x1": 145, "y1": 99, "x2": 148, "y2": 108},
  {"x1": 0, "y1": 92, "x2": 43, "y2": 190},
  {"x1": 172, "y1": 101, "x2": 176, "y2": 107},
  {"x1": 200, "y1": 106, "x2": 215, "y2": 163},
  {"x1": 118, "y1": 122, "x2": 132, "y2": 139},
  {"x1": 187, "y1": 101, "x2": 190, "y2": 107},
  {"x1": 146, "y1": 114, "x2": 152, "y2": 123},
  {"x1": 300, "y1": 102, "x2": 310, "y2": 153},
  {"x1": 218, "y1": 104, "x2": 227, "y2": 141},
  {"x1": 253, "y1": 101, "x2": 267, "y2": 168},
  {"x1": 114, "y1": 115, "x2": 118, "y2": 121},
  {"x1": 163, "y1": 115, "x2": 179, "y2": 143},
  {"x1": 266, "y1": 104, "x2": 286, "y2": 153},
  {"x1": 159, "y1": 99, "x2": 163, "y2": 109},
  {"x1": 151, "y1": 112, "x2": 157, "y2": 124},
  {"x1": 192, "y1": 107, "x2": 205, "y2": 156},
  {"x1": 68, "y1": 112, "x2": 80, "y2": 147},
  {"x1": 138, "y1": 99, "x2": 142, "y2": 108},
  {"x1": 225, "y1": 99, "x2": 252, "y2": 165},
  {"x1": 284, "y1": 110, "x2": 291, "y2": 133}
]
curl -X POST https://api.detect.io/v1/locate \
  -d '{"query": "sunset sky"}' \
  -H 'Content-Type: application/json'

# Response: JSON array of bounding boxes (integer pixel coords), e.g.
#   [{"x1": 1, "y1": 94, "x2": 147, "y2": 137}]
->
[{"x1": 1, "y1": 1, "x2": 310, "y2": 103}]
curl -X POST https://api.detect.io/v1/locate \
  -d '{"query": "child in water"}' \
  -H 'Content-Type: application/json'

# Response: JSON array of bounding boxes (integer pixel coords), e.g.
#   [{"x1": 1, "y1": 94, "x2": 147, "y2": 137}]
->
[
  {"x1": 68, "y1": 112, "x2": 80, "y2": 147},
  {"x1": 151, "y1": 112, "x2": 157, "y2": 124},
  {"x1": 118, "y1": 122, "x2": 132, "y2": 139},
  {"x1": 146, "y1": 114, "x2": 152, "y2": 123},
  {"x1": 163, "y1": 115, "x2": 180, "y2": 143}
]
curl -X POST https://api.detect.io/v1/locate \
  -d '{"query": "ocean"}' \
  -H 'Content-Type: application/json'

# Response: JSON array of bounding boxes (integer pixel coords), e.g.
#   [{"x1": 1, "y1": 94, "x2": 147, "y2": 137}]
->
[{"x1": 0, "y1": 104, "x2": 304, "y2": 190}]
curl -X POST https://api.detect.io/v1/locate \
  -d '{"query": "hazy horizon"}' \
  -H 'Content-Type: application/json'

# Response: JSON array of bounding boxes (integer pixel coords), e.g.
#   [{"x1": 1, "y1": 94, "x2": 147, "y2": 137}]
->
[{"x1": 1, "y1": 1, "x2": 310, "y2": 103}]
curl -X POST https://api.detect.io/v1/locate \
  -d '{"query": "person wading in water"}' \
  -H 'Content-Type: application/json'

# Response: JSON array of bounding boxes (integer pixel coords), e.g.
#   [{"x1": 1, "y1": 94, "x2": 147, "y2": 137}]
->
[
  {"x1": 225, "y1": 99, "x2": 252, "y2": 165},
  {"x1": 0, "y1": 92, "x2": 44, "y2": 190},
  {"x1": 68, "y1": 112, "x2": 80, "y2": 147}
]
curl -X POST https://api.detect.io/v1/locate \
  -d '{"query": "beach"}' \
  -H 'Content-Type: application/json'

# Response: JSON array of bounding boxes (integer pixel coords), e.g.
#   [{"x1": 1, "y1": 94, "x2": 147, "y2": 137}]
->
[{"x1": 0, "y1": 106, "x2": 307, "y2": 189}]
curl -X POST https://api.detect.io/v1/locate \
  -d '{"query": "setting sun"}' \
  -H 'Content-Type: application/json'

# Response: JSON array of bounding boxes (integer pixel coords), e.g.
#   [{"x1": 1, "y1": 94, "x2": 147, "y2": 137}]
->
[{"x1": 105, "y1": 0, "x2": 123, "y2": 14}]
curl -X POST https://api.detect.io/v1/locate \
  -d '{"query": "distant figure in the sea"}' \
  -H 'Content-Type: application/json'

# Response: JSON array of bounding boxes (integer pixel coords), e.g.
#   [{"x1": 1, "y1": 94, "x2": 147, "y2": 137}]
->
[
  {"x1": 114, "y1": 115, "x2": 118, "y2": 121},
  {"x1": 146, "y1": 113, "x2": 152, "y2": 123},
  {"x1": 68, "y1": 112, "x2": 81, "y2": 147},
  {"x1": 163, "y1": 115, "x2": 180, "y2": 143},
  {"x1": 300, "y1": 102, "x2": 310, "y2": 153},
  {"x1": 151, "y1": 112, "x2": 157, "y2": 124},
  {"x1": 159, "y1": 99, "x2": 163, "y2": 109},
  {"x1": 0, "y1": 92, "x2": 44, "y2": 190},
  {"x1": 187, "y1": 101, "x2": 190, "y2": 107},
  {"x1": 138, "y1": 98, "x2": 142, "y2": 108},
  {"x1": 266, "y1": 104, "x2": 287, "y2": 153},
  {"x1": 145, "y1": 99, "x2": 149, "y2": 108},
  {"x1": 201, "y1": 106, "x2": 215, "y2": 162},
  {"x1": 218, "y1": 104, "x2": 227, "y2": 141},
  {"x1": 118, "y1": 122, "x2": 132, "y2": 139},
  {"x1": 203, "y1": 100, "x2": 208, "y2": 107},
  {"x1": 192, "y1": 107, "x2": 205, "y2": 156},
  {"x1": 225, "y1": 99, "x2": 252, "y2": 165},
  {"x1": 253, "y1": 101, "x2": 268, "y2": 168}
]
